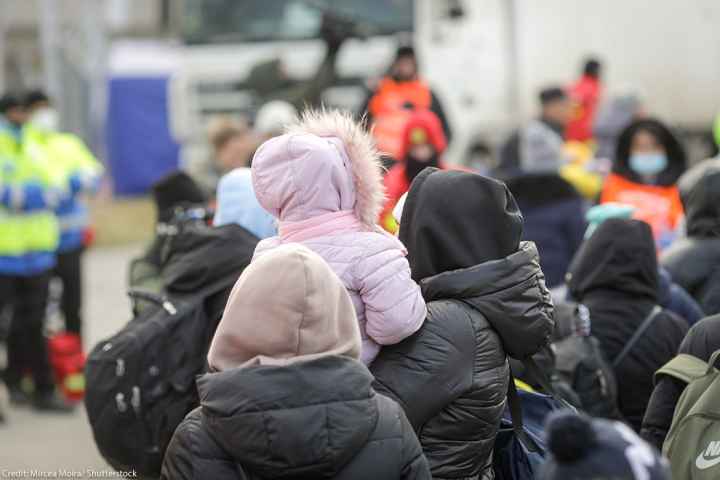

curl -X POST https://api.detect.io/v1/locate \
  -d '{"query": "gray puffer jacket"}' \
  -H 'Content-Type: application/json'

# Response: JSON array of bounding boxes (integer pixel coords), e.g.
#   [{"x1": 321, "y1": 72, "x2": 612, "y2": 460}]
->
[{"x1": 161, "y1": 356, "x2": 430, "y2": 480}]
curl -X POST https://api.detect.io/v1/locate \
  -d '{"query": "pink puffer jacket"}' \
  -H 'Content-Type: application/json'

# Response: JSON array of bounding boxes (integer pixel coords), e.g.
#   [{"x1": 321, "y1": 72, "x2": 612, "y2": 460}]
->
[{"x1": 251, "y1": 110, "x2": 426, "y2": 364}]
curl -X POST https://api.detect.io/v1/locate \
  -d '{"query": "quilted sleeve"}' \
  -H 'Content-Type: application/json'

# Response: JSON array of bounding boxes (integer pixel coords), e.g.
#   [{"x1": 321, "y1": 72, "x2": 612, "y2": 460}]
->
[{"x1": 355, "y1": 242, "x2": 426, "y2": 346}]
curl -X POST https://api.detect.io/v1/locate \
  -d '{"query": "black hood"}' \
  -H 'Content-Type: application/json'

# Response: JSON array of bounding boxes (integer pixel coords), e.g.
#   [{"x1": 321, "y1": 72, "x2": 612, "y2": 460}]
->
[
  {"x1": 504, "y1": 173, "x2": 581, "y2": 210},
  {"x1": 196, "y1": 356, "x2": 378, "y2": 479},
  {"x1": 568, "y1": 218, "x2": 658, "y2": 302},
  {"x1": 681, "y1": 165, "x2": 720, "y2": 238},
  {"x1": 399, "y1": 168, "x2": 524, "y2": 282},
  {"x1": 163, "y1": 223, "x2": 259, "y2": 294},
  {"x1": 613, "y1": 118, "x2": 686, "y2": 186},
  {"x1": 679, "y1": 314, "x2": 720, "y2": 361},
  {"x1": 420, "y1": 241, "x2": 554, "y2": 359}
]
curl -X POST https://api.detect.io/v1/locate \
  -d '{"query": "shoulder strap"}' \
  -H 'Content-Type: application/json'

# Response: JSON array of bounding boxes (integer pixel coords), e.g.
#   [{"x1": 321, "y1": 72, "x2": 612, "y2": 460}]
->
[
  {"x1": 655, "y1": 354, "x2": 709, "y2": 385},
  {"x1": 506, "y1": 364, "x2": 541, "y2": 454},
  {"x1": 613, "y1": 305, "x2": 663, "y2": 368},
  {"x1": 523, "y1": 356, "x2": 577, "y2": 411}
]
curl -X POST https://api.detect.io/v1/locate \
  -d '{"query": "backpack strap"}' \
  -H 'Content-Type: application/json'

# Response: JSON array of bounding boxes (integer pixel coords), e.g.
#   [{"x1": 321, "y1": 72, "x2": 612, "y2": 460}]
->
[
  {"x1": 612, "y1": 305, "x2": 662, "y2": 368},
  {"x1": 707, "y1": 349, "x2": 720, "y2": 374},
  {"x1": 506, "y1": 363, "x2": 541, "y2": 454},
  {"x1": 523, "y1": 356, "x2": 577, "y2": 411},
  {"x1": 655, "y1": 354, "x2": 709, "y2": 385}
]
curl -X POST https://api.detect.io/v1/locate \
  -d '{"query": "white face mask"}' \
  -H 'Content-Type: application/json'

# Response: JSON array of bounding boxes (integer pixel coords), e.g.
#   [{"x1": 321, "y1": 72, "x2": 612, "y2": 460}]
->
[{"x1": 31, "y1": 107, "x2": 60, "y2": 132}]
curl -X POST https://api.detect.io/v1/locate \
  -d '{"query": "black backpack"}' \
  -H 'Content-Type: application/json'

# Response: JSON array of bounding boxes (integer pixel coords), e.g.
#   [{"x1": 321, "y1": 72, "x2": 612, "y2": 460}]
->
[
  {"x1": 85, "y1": 223, "x2": 257, "y2": 478},
  {"x1": 552, "y1": 303, "x2": 621, "y2": 419}
]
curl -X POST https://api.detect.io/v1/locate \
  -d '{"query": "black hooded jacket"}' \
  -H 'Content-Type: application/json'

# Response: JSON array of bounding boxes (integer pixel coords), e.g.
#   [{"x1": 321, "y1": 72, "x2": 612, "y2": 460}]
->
[
  {"x1": 567, "y1": 219, "x2": 689, "y2": 431},
  {"x1": 641, "y1": 314, "x2": 720, "y2": 449},
  {"x1": 371, "y1": 169, "x2": 555, "y2": 480},
  {"x1": 661, "y1": 166, "x2": 720, "y2": 315},
  {"x1": 612, "y1": 118, "x2": 687, "y2": 187},
  {"x1": 160, "y1": 357, "x2": 430, "y2": 480}
]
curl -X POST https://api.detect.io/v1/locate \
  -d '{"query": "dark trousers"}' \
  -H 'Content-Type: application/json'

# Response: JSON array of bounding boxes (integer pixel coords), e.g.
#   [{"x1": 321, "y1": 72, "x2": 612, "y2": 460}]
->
[
  {"x1": 0, "y1": 272, "x2": 54, "y2": 394},
  {"x1": 54, "y1": 247, "x2": 83, "y2": 337}
]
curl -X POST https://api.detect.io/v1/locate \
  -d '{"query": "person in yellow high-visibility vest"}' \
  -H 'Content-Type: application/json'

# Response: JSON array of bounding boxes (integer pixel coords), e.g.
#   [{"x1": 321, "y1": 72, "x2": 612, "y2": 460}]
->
[
  {"x1": 25, "y1": 90, "x2": 104, "y2": 341},
  {"x1": 0, "y1": 94, "x2": 73, "y2": 412}
]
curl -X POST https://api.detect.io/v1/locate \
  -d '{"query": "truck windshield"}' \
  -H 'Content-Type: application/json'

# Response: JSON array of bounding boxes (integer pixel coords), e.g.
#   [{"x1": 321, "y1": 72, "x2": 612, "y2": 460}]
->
[{"x1": 182, "y1": 0, "x2": 413, "y2": 44}]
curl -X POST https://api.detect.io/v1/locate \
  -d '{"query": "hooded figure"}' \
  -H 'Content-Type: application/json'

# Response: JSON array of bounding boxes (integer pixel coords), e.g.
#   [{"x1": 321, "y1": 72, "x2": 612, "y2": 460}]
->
[
  {"x1": 642, "y1": 314, "x2": 720, "y2": 450},
  {"x1": 504, "y1": 173, "x2": 586, "y2": 289},
  {"x1": 661, "y1": 165, "x2": 720, "y2": 315},
  {"x1": 161, "y1": 244, "x2": 431, "y2": 480},
  {"x1": 213, "y1": 168, "x2": 276, "y2": 239},
  {"x1": 567, "y1": 219, "x2": 689, "y2": 431},
  {"x1": 380, "y1": 109, "x2": 448, "y2": 232},
  {"x1": 371, "y1": 168, "x2": 554, "y2": 479},
  {"x1": 601, "y1": 119, "x2": 686, "y2": 245},
  {"x1": 252, "y1": 109, "x2": 426, "y2": 365}
]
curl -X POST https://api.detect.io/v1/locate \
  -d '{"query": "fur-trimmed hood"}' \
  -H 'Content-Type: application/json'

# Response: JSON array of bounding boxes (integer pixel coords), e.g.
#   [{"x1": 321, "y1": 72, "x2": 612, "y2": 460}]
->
[{"x1": 251, "y1": 109, "x2": 385, "y2": 227}]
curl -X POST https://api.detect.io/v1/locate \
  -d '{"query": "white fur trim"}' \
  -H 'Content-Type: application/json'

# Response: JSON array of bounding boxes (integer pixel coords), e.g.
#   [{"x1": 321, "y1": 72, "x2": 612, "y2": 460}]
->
[{"x1": 286, "y1": 108, "x2": 386, "y2": 228}]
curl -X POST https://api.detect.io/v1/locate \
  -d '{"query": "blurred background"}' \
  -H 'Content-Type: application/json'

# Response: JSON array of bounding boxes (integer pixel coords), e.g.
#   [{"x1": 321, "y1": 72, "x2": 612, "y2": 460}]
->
[{"x1": 0, "y1": 0, "x2": 719, "y2": 473}]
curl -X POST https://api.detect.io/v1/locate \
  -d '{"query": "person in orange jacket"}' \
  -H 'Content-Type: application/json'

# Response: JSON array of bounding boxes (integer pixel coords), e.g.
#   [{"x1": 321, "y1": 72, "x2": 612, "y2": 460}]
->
[
  {"x1": 359, "y1": 45, "x2": 451, "y2": 163},
  {"x1": 380, "y1": 109, "x2": 448, "y2": 232},
  {"x1": 601, "y1": 118, "x2": 687, "y2": 248},
  {"x1": 566, "y1": 58, "x2": 603, "y2": 142}
]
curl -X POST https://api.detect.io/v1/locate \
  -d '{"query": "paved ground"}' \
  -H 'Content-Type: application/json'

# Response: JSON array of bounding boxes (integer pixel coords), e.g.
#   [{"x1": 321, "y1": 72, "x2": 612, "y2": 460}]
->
[{"x1": 0, "y1": 244, "x2": 143, "y2": 476}]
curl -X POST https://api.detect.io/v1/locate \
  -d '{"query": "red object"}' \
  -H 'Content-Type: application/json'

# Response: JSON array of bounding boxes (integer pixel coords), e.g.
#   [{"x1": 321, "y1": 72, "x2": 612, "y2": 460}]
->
[
  {"x1": 379, "y1": 110, "x2": 451, "y2": 231},
  {"x1": 396, "y1": 109, "x2": 448, "y2": 161},
  {"x1": 601, "y1": 173, "x2": 684, "y2": 242},
  {"x1": 48, "y1": 332, "x2": 86, "y2": 401},
  {"x1": 82, "y1": 227, "x2": 96, "y2": 248},
  {"x1": 368, "y1": 78, "x2": 432, "y2": 159},
  {"x1": 566, "y1": 75, "x2": 602, "y2": 142}
]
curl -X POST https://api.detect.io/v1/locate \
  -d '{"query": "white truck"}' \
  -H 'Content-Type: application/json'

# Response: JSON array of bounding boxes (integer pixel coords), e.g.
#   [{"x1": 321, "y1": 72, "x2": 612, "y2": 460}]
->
[{"x1": 168, "y1": 0, "x2": 720, "y2": 171}]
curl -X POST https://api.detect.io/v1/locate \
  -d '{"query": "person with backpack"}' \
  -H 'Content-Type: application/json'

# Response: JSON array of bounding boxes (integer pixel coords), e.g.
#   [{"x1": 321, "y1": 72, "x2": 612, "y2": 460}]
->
[
  {"x1": 250, "y1": 109, "x2": 426, "y2": 366},
  {"x1": 370, "y1": 168, "x2": 555, "y2": 479},
  {"x1": 566, "y1": 218, "x2": 689, "y2": 431},
  {"x1": 128, "y1": 171, "x2": 209, "y2": 300},
  {"x1": 641, "y1": 314, "x2": 720, "y2": 450},
  {"x1": 161, "y1": 244, "x2": 431, "y2": 480},
  {"x1": 85, "y1": 169, "x2": 266, "y2": 475},
  {"x1": 661, "y1": 164, "x2": 720, "y2": 315},
  {"x1": 539, "y1": 411, "x2": 670, "y2": 480},
  {"x1": 584, "y1": 203, "x2": 704, "y2": 325}
]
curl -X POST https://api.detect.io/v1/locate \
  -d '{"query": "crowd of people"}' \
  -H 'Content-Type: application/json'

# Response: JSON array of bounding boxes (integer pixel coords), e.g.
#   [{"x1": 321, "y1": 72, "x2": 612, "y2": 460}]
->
[{"x1": 3, "y1": 43, "x2": 720, "y2": 480}]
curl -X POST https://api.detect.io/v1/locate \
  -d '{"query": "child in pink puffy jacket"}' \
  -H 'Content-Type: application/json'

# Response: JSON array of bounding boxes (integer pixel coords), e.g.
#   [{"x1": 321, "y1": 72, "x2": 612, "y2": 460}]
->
[{"x1": 251, "y1": 109, "x2": 427, "y2": 365}]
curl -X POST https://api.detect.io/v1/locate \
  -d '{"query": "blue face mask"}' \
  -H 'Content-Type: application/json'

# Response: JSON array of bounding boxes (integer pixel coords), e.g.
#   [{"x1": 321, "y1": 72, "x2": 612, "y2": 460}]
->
[{"x1": 629, "y1": 153, "x2": 668, "y2": 176}]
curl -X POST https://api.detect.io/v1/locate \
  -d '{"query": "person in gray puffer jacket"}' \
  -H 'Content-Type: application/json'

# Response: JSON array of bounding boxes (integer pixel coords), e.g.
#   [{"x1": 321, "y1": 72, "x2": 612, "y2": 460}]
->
[
  {"x1": 371, "y1": 168, "x2": 555, "y2": 480},
  {"x1": 161, "y1": 244, "x2": 430, "y2": 480}
]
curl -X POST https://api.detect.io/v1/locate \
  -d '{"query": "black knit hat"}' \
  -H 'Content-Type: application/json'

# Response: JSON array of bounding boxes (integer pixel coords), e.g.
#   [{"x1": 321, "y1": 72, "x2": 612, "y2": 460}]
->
[
  {"x1": 23, "y1": 89, "x2": 50, "y2": 109},
  {"x1": 539, "y1": 412, "x2": 670, "y2": 480},
  {"x1": 151, "y1": 171, "x2": 207, "y2": 222},
  {"x1": 395, "y1": 45, "x2": 416, "y2": 60},
  {"x1": 0, "y1": 94, "x2": 22, "y2": 114},
  {"x1": 539, "y1": 87, "x2": 567, "y2": 106}
]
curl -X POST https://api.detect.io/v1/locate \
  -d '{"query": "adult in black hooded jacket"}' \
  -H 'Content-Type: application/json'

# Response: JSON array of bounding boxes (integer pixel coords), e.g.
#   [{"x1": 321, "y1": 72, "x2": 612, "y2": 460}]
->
[
  {"x1": 641, "y1": 314, "x2": 720, "y2": 450},
  {"x1": 661, "y1": 165, "x2": 720, "y2": 315},
  {"x1": 371, "y1": 168, "x2": 555, "y2": 480},
  {"x1": 567, "y1": 218, "x2": 689, "y2": 431}
]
